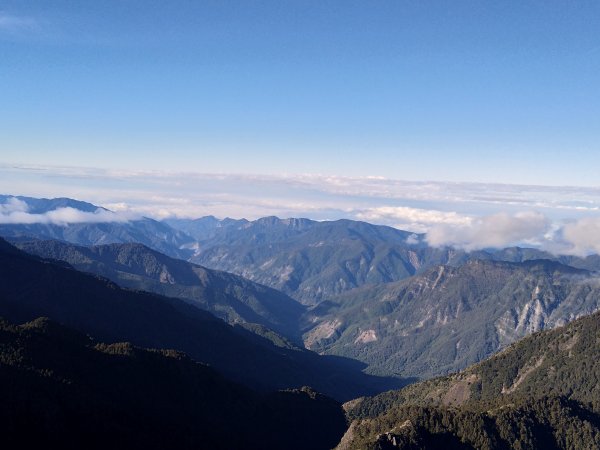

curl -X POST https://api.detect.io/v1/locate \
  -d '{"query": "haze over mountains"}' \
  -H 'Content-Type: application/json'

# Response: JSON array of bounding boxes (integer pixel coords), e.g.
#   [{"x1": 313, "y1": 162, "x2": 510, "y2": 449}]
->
[
  {"x1": 0, "y1": 195, "x2": 195, "y2": 260},
  {"x1": 3, "y1": 194, "x2": 600, "y2": 449}
]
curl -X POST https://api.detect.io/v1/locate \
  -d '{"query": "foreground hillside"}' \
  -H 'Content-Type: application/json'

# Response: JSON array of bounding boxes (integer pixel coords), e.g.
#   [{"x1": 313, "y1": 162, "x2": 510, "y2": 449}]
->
[
  {"x1": 339, "y1": 308, "x2": 600, "y2": 449},
  {"x1": 0, "y1": 316, "x2": 346, "y2": 450}
]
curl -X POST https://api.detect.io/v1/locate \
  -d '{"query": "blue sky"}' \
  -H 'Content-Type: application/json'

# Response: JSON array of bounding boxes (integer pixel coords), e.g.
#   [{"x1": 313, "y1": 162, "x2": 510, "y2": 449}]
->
[
  {"x1": 2, "y1": 1, "x2": 600, "y2": 185},
  {"x1": 3, "y1": 1, "x2": 600, "y2": 254}
]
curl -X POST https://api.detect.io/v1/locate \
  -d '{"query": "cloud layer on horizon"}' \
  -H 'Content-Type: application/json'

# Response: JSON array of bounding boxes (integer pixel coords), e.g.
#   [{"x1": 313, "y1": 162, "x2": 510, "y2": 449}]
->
[
  {"x1": 1, "y1": 164, "x2": 600, "y2": 255},
  {"x1": 426, "y1": 211, "x2": 551, "y2": 251}
]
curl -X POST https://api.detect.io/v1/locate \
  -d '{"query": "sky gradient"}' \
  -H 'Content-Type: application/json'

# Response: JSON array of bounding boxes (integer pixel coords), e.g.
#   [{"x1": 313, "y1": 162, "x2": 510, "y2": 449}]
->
[
  {"x1": 2, "y1": 2, "x2": 600, "y2": 254},
  {"x1": 2, "y1": 1, "x2": 600, "y2": 185}
]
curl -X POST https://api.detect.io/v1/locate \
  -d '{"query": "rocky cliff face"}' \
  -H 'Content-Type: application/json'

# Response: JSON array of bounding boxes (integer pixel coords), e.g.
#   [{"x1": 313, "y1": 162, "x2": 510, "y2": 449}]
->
[{"x1": 305, "y1": 259, "x2": 600, "y2": 379}]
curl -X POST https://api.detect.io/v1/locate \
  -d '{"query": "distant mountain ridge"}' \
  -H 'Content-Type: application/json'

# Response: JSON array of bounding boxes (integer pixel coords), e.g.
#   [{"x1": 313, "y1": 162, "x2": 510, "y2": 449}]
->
[
  {"x1": 184, "y1": 216, "x2": 430, "y2": 304},
  {"x1": 0, "y1": 195, "x2": 196, "y2": 260},
  {"x1": 0, "y1": 194, "x2": 102, "y2": 213},
  {"x1": 4, "y1": 195, "x2": 600, "y2": 307},
  {"x1": 174, "y1": 215, "x2": 600, "y2": 305}
]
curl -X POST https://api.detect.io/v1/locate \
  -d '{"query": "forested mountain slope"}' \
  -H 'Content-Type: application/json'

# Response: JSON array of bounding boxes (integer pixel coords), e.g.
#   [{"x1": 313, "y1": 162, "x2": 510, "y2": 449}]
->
[{"x1": 339, "y1": 308, "x2": 600, "y2": 449}]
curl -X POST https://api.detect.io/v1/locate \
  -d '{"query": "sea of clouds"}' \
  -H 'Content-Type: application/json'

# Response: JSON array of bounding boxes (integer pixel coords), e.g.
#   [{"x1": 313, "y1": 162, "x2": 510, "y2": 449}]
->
[{"x1": 1, "y1": 164, "x2": 600, "y2": 256}]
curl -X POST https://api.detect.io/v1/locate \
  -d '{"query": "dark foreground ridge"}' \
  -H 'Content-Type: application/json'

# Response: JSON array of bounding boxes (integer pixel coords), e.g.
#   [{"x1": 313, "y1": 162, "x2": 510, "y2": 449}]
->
[{"x1": 0, "y1": 316, "x2": 347, "y2": 450}]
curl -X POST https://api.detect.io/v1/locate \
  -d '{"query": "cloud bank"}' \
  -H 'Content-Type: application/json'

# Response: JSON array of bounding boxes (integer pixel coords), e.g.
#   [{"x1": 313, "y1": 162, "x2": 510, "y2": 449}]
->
[
  {"x1": 560, "y1": 218, "x2": 600, "y2": 256},
  {"x1": 0, "y1": 197, "x2": 129, "y2": 225},
  {"x1": 356, "y1": 206, "x2": 472, "y2": 233},
  {"x1": 1, "y1": 164, "x2": 600, "y2": 256},
  {"x1": 425, "y1": 211, "x2": 551, "y2": 251}
]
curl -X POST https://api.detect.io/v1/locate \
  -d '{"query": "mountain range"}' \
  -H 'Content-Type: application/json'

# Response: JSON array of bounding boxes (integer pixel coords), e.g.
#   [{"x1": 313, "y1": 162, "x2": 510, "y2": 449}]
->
[
  {"x1": 4, "y1": 195, "x2": 600, "y2": 383},
  {"x1": 4, "y1": 194, "x2": 600, "y2": 448},
  {"x1": 0, "y1": 237, "x2": 401, "y2": 401},
  {"x1": 304, "y1": 258, "x2": 600, "y2": 378},
  {"x1": 169, "y1": 215, "x2": 600, "y2": 306},
  {"x1": 0, "y1": 195, "x2": 195, "y2": 259},
  {"x1": 340, "y1": 304, "x2": 600, "y2": 449},
  {"x1": 17, "y1": 236, "x2": 600, "y2": 384},
  {"x1": 4, "y1": 195, "x2": 600, "y2": 306}
]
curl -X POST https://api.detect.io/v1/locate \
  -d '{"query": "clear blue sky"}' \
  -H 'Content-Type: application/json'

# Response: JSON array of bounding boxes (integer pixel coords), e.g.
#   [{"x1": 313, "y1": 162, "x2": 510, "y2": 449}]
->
[{"x1": 2, "y1": 1, "x2": 600, "y2": 185}]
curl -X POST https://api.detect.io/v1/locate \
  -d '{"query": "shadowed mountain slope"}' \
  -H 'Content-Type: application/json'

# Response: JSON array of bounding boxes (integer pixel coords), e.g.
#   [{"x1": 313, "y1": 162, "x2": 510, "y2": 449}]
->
[
  {"x1": 0, "y1": 316, "x2": 347, "y2": 450},
  {"x1": 0, "y1": 238, "x2": 403, "y2": 401},
  {"x1": 14, "y1": 239, "x2": 305, "y2": 342}
]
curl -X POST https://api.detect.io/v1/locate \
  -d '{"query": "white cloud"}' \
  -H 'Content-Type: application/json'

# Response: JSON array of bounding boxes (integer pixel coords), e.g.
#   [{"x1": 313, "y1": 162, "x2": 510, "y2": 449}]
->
[
  {"x1": 405, "y1": 234, "x2": 420, "y2": 245},
  {"x1": 357, "y1": 206, "x2": 472, "y2": 233},
  {"x1": 0, "y1": 197, "x2": 130, "y2": 225},
  {"x1": 426, "y1": 211, "x2": 551, "y2": 251},
  {"x1": 559, "y1": 218, "x2": 600, "y2": 256},
  {"x1": 0, "y1": 197, "x2": 28, "y2": 214},
  {"x1": 3, "y1": 164, "x2": 600, "y2": 221}
]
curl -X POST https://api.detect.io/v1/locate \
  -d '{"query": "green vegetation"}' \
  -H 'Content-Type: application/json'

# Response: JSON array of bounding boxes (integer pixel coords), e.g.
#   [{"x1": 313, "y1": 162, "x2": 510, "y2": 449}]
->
[
  {"x1": 344, "y1": 397, "x2": 600, "y2": 450},
  {"x1": 340, "y1": 308, "x2": 600, "y2": 449}
]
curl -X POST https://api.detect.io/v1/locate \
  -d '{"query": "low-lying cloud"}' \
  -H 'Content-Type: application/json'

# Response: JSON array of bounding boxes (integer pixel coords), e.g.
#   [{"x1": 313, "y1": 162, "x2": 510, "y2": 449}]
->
[
  {"x1": 0, "y1": 198, "x2": 129, "y2": 225},
  {"x1": 424, "y1": 212, "x2": 600, "y2": 257},
  {"x1": 426, "y1": 211, "x2": 551, "y2": 251},
  {"x1": 560, "y1": 218, "x2": 600, "y2": 256},
  {"x1": 357, "y1": 206, "x2": 472, "y2": 233}
]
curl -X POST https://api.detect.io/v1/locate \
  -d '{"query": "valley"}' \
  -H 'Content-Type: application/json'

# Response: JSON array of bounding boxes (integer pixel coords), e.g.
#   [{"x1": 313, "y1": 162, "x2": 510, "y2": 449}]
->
[{"x1": 2, "y1": 195, "x2": 600, "y2": 449}]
